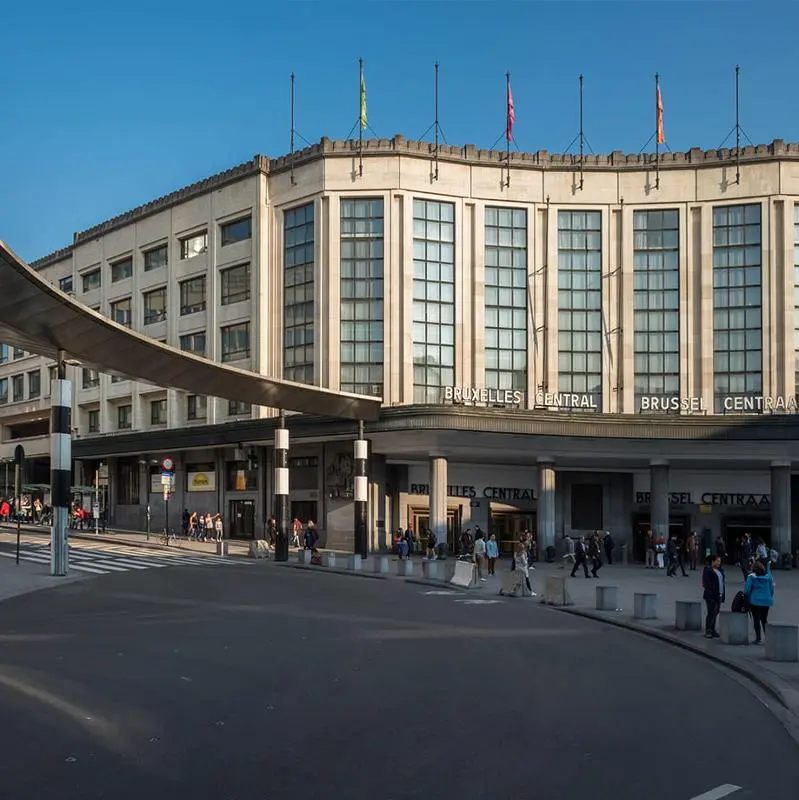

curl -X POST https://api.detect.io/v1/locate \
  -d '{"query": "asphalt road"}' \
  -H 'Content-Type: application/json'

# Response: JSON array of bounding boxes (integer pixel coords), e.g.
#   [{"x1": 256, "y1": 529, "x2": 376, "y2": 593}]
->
[{"x1": 0, "y1": 563, "x2": 797, "y2": 800}]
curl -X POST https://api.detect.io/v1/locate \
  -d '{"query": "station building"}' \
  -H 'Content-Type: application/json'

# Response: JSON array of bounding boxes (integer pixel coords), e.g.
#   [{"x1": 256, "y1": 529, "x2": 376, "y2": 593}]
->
[{"x1": 3, "y1": 135, "x2": 799, "y2": 558}]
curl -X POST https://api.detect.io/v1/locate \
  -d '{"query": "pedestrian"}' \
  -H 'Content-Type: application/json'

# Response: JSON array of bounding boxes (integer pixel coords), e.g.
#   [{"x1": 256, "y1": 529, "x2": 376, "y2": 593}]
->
[
  {"x1": 425, "y1": 527, "x2": 437, "y2": 560},
  {"x1": 702, "y1": 555, "x2": 726, "y2": 639},
  {"x1": 739, "y1": 532, "x2": 753, "y2": 579},
  {"x1": 486, "y1": 533, "x2": 499, "y2": 576},
  {"x1": 687, "y1": 531, "x2": 699, "y2": 571},
  {"x1": 214, "y1": 514, "x2": 223, "y2": 543},
  {"x1": 513, "y1": 539, "x2": 533, "y2": 595},
  {"x1": 570, "y1": 537, "x2": 590, "y2": 578},
  {"x1": 603, "y1": 531, "x2": 615, "y2": 565},
  {"x1": 744, "y1": 560, "x2": 775, "y2": 645},
  {"x1": 404, "y1": 526, "x2": 414, "y2": 557},
  {"x1": 588, "y1": 533, "x2": 602, "y2": 578},
  {"x1": 473, "y1": 531, "x2": 487, "y2": 582},
  {"x1": 645, "y1": 530, "x2": 656, "y2": 569}
]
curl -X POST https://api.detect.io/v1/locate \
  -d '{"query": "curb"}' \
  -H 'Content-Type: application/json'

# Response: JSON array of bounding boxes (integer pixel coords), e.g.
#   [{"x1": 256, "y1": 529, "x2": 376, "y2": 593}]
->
[
  {"x1": 550, "y1": 604, "x2": 798, "y2": 716},
  {"x1": 278, "y1": 561, "x2": 472, "y2": 591}
]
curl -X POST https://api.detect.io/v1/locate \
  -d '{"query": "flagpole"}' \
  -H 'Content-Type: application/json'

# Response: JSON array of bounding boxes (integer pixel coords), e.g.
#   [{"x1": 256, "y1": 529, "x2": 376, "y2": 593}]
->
[
  {"x1": 359, "y1": 58, "x2": 364, "y2": 177},
  {"x1": 734, "y1": 64, "x2": 741, "y2": 185},
  {"x1": 433, "y1": 62, "x2": 440, "y2": 182},
  {"x1": 290, "y1": 72, "x2": 297, "y2": 186},
  {"x1": 578, "y1": 74, "x2": 585, "y2": 191},
  {"x1": 505, "y1": 71, "x2": 511, "y2": 188},
  {"x1": 654, "y1": 72, "x2": 660, "y2": 190}
]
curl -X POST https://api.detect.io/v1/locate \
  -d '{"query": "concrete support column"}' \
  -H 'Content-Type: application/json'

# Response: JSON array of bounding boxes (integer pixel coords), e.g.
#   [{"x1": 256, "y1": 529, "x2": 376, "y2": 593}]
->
[
  {"x1": 771, "y1": 460, "x2": 791, "y2": 556},
  {"x1": 50, "y1": 353, "x2": 71, "y2": 577},
  {"x1": 429, "y1": 456, "x2": 448, "y2": 558},
  {"x1": 537, "y1": 458, "x2": 556, "y2": 552},
  {"x1": 354, "y1": 423, "x2": 368, "y2": 559},
  {"x1": 273, "y1": 413, "x2": 290, "y2": 562},
  {"x1": 650, "y1": 460, "x2": 670, "y2": 543}
]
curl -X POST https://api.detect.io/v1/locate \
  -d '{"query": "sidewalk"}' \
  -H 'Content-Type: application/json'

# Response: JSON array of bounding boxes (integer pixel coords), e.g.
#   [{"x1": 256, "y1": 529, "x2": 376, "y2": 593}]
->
[
  {"x1": 0, "y1": 551, "x2": 85, "y2": 603},
  {"x1": 533, "y1": 561, "x2": 799, "y2": 716}
]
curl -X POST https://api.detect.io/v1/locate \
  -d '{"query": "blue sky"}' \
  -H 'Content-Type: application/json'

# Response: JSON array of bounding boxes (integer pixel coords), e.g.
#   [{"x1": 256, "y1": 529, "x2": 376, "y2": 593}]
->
[{"x1": 2, "y1": 0, "x2": 797, "y2": 262}]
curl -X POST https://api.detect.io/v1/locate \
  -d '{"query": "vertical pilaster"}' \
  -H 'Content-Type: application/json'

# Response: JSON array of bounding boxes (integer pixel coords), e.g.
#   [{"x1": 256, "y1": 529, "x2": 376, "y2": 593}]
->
[
  {"x1": 771, "y1": 460, "x2": 791, "y2": 556},
  {"x1": 354, "y1": 424, "x2": 368, "y2": 558},
  {"x1": 429, "y1": 456, "x2": 448, "y2": 558},
  {"x1": 537, "y1": 458, "x2": 556, "y2": 552},
  {"x1": 650, "y1": 460, "x2": 670, "y2": 545},
  {"x1": 273, "y1": 414, "x2": 290, "y2": 562},
  {"x1": 50, "y1": 355, "x2": 71, "y2": 577}
]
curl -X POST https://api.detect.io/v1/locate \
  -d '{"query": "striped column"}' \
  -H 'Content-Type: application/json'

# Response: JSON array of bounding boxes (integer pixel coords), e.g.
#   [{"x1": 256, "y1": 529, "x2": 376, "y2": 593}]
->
[
  {"x1": 50, "y1": 376, "x2": 72, "y2": 576},
  {"x1": 273, "y1": 415, "x2": 290, "y2": 562},
  {"x1": 353, "y1": 427, "x2": 368, "y2": 559}
]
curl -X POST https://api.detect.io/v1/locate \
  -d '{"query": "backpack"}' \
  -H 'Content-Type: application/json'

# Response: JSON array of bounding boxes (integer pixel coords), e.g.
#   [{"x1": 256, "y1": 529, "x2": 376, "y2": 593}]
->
[{"x1": 731, "y1": 590, "x2": 749, "y2": 614}]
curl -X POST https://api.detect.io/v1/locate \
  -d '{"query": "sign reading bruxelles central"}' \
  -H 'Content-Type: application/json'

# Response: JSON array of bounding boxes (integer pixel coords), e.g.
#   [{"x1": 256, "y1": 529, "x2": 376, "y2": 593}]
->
[{"x1": 442, "y1": 387, "x2": 597, "y2": 409}]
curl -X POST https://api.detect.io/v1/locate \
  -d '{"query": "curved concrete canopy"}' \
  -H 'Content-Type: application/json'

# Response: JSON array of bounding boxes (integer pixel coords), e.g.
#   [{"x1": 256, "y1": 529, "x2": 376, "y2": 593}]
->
[{"x1": 0, "y1": 240, "x2": 381, "y2": 422}]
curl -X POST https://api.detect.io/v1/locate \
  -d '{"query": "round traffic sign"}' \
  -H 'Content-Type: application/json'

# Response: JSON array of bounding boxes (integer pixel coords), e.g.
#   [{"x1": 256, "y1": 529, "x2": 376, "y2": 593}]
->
[{"x1": 161, "y1": 457, "x2": 174, "y2": 472}]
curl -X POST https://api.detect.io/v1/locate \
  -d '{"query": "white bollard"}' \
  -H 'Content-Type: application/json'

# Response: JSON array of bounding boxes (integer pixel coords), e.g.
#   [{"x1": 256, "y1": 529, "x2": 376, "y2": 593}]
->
[{"x1": 633, "y1": 593, "x2": 657, "y2": 620}]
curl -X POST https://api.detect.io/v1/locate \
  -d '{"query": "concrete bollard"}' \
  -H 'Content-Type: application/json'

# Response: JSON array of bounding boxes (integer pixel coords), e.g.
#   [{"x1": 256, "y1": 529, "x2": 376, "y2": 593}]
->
[
  {"x1": 422, "y1": 560, "x2": 440, "y2": 580},
  {"x1": 298, "y1": 549, "x2": 312, "y2": 564},
  {"x1": 595, "y1": 585, "x2": 618, "y2": 611},
  {"x1": 397, "y1": 559, "x2": 414, "y2": 577},
  {"x1": 373, "y1": 555, "x2": 390, "y2": 574},
  {"x1": 322, "y1": 552, "x2": 337, "y2": 568},
  {"x1": 675, "y1": 600, "x2": 703, "y2": 631},
  {"x1": 719, "y1": 611, "x2": 749, "y2": 645},
  {"x1": 216, "y1": 541, "x2": 229, "y2": 557},
  {"x1": 633, "y1": 593, "x2": 657, "y2": 620},
  {"x1": 542, "y1": 575, "x2": 571, "y2": 606},
  {"x1": 347, "y1": 555, "x2": 362, "y2": 571},
  {"x1": 765, "y1": 623, "x2": 799, "y2": 662}
]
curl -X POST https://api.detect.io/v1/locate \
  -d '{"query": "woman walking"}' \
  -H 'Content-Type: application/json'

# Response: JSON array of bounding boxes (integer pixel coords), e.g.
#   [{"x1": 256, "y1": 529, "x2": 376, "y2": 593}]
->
[{"x1": 744, "y1": 559, "x2": 775, "y2": 645}]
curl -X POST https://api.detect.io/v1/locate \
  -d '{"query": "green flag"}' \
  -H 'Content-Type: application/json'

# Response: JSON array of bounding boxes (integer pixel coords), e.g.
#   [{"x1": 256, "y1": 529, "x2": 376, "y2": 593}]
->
[{"x1": 359, "y1": 72, "x2": 367, "y2": 130}]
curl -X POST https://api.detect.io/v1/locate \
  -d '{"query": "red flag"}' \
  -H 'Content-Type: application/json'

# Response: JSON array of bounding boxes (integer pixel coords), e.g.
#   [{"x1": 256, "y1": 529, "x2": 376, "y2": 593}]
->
[
  {"x1": 506, "y1": 80, "x2": 515, "y2": 142},
  {"x1": 656, "y1": 85, "x2": 665, "y2": 145}
]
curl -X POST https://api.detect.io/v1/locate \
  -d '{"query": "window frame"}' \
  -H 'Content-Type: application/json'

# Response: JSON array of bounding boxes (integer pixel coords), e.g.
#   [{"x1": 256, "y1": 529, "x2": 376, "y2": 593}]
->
[
  {"x1": 220, "y1": 322, "x2": 250, "y2": 363},
  {"x1": 110, "y1": 256, "x2": 133, "y2": 283},
  {"x1": 143, "y1": 287, "x2": 167, "y2": 325},
  {"x1": 81, "y1": 268, "x2": 101, "y2": 293},
  {"x1": 179, "y1": 231, "x2": 208, "y2": 260},
  {"x1": 143, "y1": 244, "x2": 168, "y2": 272},
  {"x1": 179, "y1": 276, "x2": 207, "y2": 315},
  {"x1": 220, "y1": 216, "x2": 252, "y2": 247},
  {"x1": 220, "y1": 263, "x2": 251, "y2": 306}
]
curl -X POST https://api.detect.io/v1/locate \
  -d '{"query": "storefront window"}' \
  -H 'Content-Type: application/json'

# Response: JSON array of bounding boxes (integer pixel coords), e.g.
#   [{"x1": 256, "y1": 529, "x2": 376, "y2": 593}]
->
[
  {"x1": 557, "y1": 210, "x2": 602, "y2": 409},
  {"x1": 412, "y1": 199, "x2": 455, "y2": 404},
  {"x1": 712, "y1": 204, "x2": 762, "y2": 412},
  {"x1": 485, "y1": 207, "x2": 527, "y2": 392},
  {"x1": 633, "y1": 209, "x2": 680, "y2": 411},
  {"x1": 225, "y1": 461, "x2": 257, "y2": 491}
]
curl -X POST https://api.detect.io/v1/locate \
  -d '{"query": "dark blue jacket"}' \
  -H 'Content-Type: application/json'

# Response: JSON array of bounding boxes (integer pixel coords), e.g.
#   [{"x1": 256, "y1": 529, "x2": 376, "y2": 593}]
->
[{"x1": 702, "y1": 564, "x2": 726, "y2": 604}]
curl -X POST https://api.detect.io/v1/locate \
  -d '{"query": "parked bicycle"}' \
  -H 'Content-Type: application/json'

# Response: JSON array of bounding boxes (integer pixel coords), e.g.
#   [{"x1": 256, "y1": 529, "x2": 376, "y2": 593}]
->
[{"x1": 159, "y1": 527, "x2": 182, "y2": 547}]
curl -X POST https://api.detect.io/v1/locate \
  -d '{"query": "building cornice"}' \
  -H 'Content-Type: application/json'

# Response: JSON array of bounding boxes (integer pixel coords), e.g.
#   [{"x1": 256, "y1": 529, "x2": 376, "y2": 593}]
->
[{"x1": 29, "y1": 135, "x2": 799, "y2": 272}]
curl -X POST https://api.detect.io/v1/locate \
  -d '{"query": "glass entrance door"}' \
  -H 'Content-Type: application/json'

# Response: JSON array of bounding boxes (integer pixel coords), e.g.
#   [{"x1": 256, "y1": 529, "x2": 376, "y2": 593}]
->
[
  {"x1": 489, "y1": 512, "x2": 535, "y2": 554},
  {"x1": 229, "y1": 499, "x2": 256, "y2": 540},
  {"x1": 409, "y1": 507, "x2": 461, "y2": 553}
]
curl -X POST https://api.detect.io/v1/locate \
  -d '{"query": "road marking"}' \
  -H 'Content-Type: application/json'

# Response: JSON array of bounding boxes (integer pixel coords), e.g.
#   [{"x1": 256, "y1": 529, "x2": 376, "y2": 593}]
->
[
  {"x1": 689, "y1": 785, "x2": 741, "y2": 800},
  {"x1": 454, "y1": 599, "x2": 502, "y2": 605},
  {"x1": 422, "y1": 590, "x2": 458, "y2": 596}
]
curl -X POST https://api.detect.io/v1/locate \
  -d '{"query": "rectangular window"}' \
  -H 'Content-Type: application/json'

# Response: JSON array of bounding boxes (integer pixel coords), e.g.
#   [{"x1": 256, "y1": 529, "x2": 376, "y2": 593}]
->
[
  {"x1": 180, "y1": 276, "x2": 206, "y2": 315},
  {"x1": 180, "y1": 331, "x2": 206, "y2": 356},
  {"x1": 557, "y1": 210, "x2": 602, "y2": 410},
  {"x1": 187, "y1": 394, "x2": 207, "y2": 421},
  {"x1": 13, "y1": 347, "x2": 24, "y2": 359},
  {"x1": 220, "y1": 263, "x2": 250, "y2": 305},
  {"x1": 633, "y1": 210, "x2": 680, "y2": 411},
  {"x1": 284, "y1": 203, "x2": 315, "y2": 384},
  {"x1": 88, "y1": 409, "x2": 100, "y2": 434},
  {"x1": 27, "y1": 370, "x2": 41, "y2": 399},
  {"x1": 12, "y1": 374, "x2": 23, "y2": 402},
  {"x1": 110, "y1": 257, "x2": 133, "y2": 282},
  {"x1": 150, "y1": 399, "x2": 167, "y2": 424},
  {"x1": 228, "y1": 399, "x2": 252, "y2": 416},
  {"x1": 712, "y1": 204, "x2": 762, "y2": 412},
  {"x1": 117, "y1": 404, "x2": 132, "y2": 430},
  {"x1": 225, "y1": 461, "x2": 257, "y2": 491},
  {"x1": 115, "y1": 459, "x2": 140, "y2": 505},
  {"x1": 0, "y1": 377, "x2": 6, "y2": 404},
  {"x1": 340, "y1": 198, "x2": 384, "y2": 395},
  {"x1": 180, "y1": 231, "x2": 207, "y2": 260},
  {"x1": 82, "y1": 368, "x2": 99, "y2": 389},
  {"x1": 220, "y1": 216, "x2": 252, "y2": 246},
  {"x1": 221, "y1": 322, "x2": 250, "y2": 362},
  {"x1": 144, "y1": 244, "x2": 168, "y2": 271},
  {"x1": 143, "y1": 287, "x2": 167, "y2": 325},
  {"x1": 0, "y1": 343, "x2": 7, "y2": 363},
  {"x1": 412, "y1": 198, "x2": 456, "y2": 403},
  {"x1": 485, "y1": 207, "x2": 527, "y2": 392},
  {"x1": 110, "y1": 297, "x2": 132, "y2": 327},
  {"x1": 81, "y1": 268, "x2": 101, "y2": 292},
  {"x1": 58, "y1": 276, "x2": 73, "y2": 293}
]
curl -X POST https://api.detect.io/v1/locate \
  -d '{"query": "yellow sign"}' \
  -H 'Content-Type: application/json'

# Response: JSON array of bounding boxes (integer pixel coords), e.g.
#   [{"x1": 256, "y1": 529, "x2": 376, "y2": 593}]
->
[
  {"x1": 699, "y1": 504, "x2": 712, "y2": 514},
  {"x1": 188, "y1": 472, "x2": 215, "y2": 492}
]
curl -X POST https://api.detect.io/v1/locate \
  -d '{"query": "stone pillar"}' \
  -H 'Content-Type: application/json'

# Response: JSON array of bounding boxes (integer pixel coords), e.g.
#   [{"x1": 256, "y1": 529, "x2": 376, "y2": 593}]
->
[
  {"x1": 353, "y1": 423, "x2": 368, "y2": 559},
  {"x1": 50, "y1": 353, "x2": 71, "y2": 576},
  {"x1": 273, "y1": 413, "x2": 290, "y2": 562},
  {"x1": 429, "y1": 456, "x2": 448, "y2": 558},
  {"x1": 537, "y1": 458, "x2": 556, "y2": 553},
  {"x1": 771, "y1": 460, "x2": 791, "y2": 556},
  {"x1": 650, "y1": 460, "x2": 670, "y2": 544}
]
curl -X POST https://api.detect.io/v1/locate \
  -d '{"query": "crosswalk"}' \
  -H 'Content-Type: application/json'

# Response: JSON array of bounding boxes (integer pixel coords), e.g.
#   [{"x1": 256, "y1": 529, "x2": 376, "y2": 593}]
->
[{"x1": 0, "y1": 539, "x2": 249, "y2": 576}]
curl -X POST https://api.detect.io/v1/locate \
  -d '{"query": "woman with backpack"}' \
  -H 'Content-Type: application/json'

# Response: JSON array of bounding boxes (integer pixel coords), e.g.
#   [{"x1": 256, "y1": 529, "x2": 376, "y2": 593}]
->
[{"x1": 744, "y1": 560, "x2": 775, "y2": 645}]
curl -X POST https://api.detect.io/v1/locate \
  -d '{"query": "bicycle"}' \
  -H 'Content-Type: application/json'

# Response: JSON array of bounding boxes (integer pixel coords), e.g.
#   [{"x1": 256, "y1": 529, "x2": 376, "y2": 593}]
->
[{"x1": 159, "y1": 528, "x2": 183, "y2": 547}]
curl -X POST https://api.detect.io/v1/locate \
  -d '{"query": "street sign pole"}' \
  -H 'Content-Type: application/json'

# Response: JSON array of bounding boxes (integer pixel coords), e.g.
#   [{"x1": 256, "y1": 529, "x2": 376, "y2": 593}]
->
[{"x1": 13, "y1": 444, "x2": 24, "y2": 566}]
